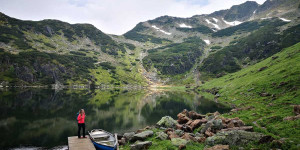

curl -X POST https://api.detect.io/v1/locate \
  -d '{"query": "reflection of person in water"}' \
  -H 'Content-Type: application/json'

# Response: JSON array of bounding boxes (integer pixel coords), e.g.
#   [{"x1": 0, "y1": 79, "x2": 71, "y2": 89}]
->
[{"x1": 77, "y1": 109, "x2": 86, "y2": 138}]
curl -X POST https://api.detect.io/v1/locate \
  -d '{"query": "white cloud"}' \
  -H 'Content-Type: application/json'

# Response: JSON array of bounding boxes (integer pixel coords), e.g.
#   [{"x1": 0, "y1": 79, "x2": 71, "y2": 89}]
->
[{"x1": 0, "y1": 0, "x2": 266, "y2": 35}]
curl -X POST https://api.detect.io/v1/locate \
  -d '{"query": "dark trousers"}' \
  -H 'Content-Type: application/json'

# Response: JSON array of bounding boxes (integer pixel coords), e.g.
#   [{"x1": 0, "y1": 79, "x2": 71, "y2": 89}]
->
[{"x1": 78, "y1": 123, "x2": 85, "y2": 138}]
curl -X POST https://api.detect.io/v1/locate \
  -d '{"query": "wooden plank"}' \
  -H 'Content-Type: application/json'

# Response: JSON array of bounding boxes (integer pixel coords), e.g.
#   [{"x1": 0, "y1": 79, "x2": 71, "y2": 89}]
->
[
  {"x1": 68, "y1": 136, "x2": 96, "y2": 150},
  {"x1": 114, "y1": 133, "x2": 119, "y2": 150}
]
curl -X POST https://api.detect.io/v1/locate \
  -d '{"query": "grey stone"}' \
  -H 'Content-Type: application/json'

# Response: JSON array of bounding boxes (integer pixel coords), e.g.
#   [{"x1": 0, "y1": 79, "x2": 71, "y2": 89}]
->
[
  {"x1": 205, "y1": 130, "x2": 264, "y2": 146},
  {"x1": 132, "y1": 130, "x2": 154, "y2": 141},
  {"x1": 201, "y1": 122, "x2": 213, "y2": 133},
  {"x1": 174, "y1": 129, "x2": 184, "y2": 137},
  {"x1": 211, "y1": 119, "x2": 223, "y2": 130},
  {"x1": 156, "y1": 116, "x2": 177, "y2": 128},
  {"x1": 156, "y1": 132, "x2": 168, "y2": 140},
  {"x1": 130, "y1": 141, "x2": 152, "y2": 150},
  {"x1": 171, "y1": 138, "x2": 188, "y2": 146},
  {"x1": 123, "y1": 132, "x2": 135, "y2": 142}
]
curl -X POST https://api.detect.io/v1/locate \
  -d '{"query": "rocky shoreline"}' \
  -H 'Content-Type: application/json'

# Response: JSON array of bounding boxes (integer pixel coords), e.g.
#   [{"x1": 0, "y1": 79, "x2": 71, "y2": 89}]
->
[{"x1": 117, "y1": 109, "x2": 288, "y2": 150}]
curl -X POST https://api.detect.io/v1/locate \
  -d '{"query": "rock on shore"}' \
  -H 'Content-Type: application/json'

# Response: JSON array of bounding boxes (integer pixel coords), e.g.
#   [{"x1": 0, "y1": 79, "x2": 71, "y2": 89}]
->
[{"x1": 119, "y1": 109, "x2": 274, "y2": 149}]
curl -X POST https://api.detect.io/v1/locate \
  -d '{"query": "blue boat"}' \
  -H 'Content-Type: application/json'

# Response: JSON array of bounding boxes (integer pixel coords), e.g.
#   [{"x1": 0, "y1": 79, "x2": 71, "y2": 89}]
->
[{"x1": 88, "y1": 129, "x2": 118, "y2": 150}]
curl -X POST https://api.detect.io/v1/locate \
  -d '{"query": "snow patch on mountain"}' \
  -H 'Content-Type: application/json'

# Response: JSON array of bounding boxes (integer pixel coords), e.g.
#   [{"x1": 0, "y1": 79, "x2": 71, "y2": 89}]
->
[
  {"x1": 253, "y1": 10, "x2": 256, "y2": 14},
  {"x1": 279, "y1": 18, "x2": 291, "y2": 22},
  {"x1": 151, "y1": 25, "x2": 172, "y2": 35},
  {"x1": 178, "y1": 23, "x2": 192, "y2": 28},
  {"x1": 261, "y1": 17, "x2": 272, "y2": 20},
  {"x1": 205, "y1": 19, "x2": 220, "y2": 30},
  {"x1": 222, "y1": 19, "x2": 243, "y2": 26},
  {"x1": 204, "y1": 40, "x2": 210, "y2": 45},
  {"x1": 212, "y1": 18, "x2": 218, "y2": 23}
]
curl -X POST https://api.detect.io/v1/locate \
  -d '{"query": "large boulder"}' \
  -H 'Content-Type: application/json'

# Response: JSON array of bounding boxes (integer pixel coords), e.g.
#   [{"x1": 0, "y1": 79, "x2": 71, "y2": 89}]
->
[
  {"x1": 132, "y1": 130, "x2": 154, "y2": 142},
  {"x1": 130, "y1": 141, "x2": 152, "y2": 150},
  {"x1": 157, "y1": 116, "x2": 177, "y2": 128},
  {"x1": 171, "y1": 138, "x2": 188, "y2": 147},
  {"x1": 205, "y1": 130, "x2": 264, "y2": 146}
]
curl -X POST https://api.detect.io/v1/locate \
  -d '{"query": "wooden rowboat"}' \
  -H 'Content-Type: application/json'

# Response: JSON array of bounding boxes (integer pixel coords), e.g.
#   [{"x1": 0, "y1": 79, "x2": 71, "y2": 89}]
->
[{"x1": 88, "y1": 129, "x2": 118, "y2": 150}]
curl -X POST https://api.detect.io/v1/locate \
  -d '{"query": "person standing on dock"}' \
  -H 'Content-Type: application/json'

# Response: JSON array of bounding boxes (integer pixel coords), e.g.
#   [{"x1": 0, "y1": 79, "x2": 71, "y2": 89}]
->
[{"x1": 77, "y1": 109, "x2": 86, "y2": 138}]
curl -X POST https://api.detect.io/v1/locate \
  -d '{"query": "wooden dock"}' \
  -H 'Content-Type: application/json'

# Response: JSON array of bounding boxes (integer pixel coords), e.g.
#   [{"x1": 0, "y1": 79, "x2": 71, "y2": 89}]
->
[{"x1": 68, "y1": 136, "x2": 96, "y2": 150}]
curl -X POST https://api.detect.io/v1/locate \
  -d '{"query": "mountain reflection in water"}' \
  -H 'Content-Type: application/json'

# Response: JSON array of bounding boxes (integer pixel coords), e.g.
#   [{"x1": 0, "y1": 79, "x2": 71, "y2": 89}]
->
[{"x1": 0, "y1": 88, "x2": 230, "y2": 149}]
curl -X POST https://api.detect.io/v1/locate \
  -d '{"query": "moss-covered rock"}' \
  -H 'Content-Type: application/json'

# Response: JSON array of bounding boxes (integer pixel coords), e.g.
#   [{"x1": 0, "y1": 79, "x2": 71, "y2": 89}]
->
[
  {"x1": 171, "y1": 138, "x2": 188, "y2": 146},
  {"x1": 205, "y1": 130, "x2": 264, "y2": 146},
  {"x1": 156, "y1": 116, "x2": 178, "y2": 128}
]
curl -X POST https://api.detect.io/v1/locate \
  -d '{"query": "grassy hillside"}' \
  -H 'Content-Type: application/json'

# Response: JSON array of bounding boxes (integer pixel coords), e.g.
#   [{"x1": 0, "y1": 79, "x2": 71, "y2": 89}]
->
[
  {"x1": 200, "y1": 20, "x2": 300, "y2": 77},
  {"x1": 198, "y1": 43, "x2": 300, "y2": 149}
]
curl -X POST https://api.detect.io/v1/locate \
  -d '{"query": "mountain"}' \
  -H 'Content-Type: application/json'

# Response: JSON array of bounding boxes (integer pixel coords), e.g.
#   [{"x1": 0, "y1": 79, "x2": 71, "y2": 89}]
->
[
  {"x1": 0, "y1": 12, "x2": 146, "y2": 87},
  {"x1": 122, "y1": 0, "x2": 300, "y2": 83},
  {"x1": 0, "y1": 0, "x2": 300, "y2": 86},
  {"x1": 124, "y1": 0, "x2": 300, "y2": 43}
]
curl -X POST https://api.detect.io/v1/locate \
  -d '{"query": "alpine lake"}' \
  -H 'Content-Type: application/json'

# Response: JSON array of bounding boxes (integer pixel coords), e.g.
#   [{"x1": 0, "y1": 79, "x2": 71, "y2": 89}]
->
[{"x1": 0, "y1": 88, "x2": 231, "y2": 149}]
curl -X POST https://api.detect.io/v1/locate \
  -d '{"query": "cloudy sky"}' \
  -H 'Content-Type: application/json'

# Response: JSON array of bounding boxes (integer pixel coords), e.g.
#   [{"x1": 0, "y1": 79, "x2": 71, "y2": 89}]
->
[{"x1": 0, "y1": 0, "x2": 266, "y2": 35}]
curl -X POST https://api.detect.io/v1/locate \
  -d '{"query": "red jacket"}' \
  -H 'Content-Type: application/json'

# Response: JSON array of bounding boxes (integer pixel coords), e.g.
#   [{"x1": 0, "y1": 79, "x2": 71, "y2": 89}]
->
[{"x1": 77, "y1": 114, "x2": 85, "y2": 124}]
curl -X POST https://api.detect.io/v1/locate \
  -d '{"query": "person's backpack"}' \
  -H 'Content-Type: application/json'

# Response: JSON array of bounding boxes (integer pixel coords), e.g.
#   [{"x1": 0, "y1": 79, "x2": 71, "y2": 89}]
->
[{"x1": 76, "y1": 112, "x2": 79, "y2": 121}]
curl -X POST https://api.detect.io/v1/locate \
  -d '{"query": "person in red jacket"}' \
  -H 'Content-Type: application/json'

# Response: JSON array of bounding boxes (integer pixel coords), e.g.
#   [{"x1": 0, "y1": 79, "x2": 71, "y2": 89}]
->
[{"x1": 77, "y1": 109, "x2": 86, "y2": 138}]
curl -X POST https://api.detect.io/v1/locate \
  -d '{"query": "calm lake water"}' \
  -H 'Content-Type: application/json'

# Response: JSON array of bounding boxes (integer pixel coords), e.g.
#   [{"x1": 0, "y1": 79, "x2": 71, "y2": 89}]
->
[{"x1": 0, "y1": 88, "x2": 230, "y2": 149}]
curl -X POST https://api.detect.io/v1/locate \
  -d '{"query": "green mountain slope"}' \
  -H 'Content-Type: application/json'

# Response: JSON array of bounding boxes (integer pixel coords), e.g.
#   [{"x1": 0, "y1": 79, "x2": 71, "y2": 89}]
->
[
  {"x1": 200, "y1": 19, "x2": 300, "y2": 77},
  {"x1": 198, "y1": 43, "x2": 300, "y2": 149},
  {"x1": 143, "y1": 37, "x2": 205, "y2": 75},
  {"x1": 0, "y1": 13, "x2": 146, "y2": 86}
]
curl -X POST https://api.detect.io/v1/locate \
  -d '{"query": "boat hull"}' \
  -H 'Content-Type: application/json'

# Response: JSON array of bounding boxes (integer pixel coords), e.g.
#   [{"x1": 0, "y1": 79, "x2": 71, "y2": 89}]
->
[
  {"x1": 89, "y1": 129, "x2": 117, "y2": 150},
  {"x1": 91, "y1": 140, "x2": 116, "y2": 150}
]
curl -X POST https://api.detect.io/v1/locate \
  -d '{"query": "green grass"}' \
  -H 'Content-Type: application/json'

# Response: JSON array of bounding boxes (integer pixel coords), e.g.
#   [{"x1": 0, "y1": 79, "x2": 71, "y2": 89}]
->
[{"x1": 198, "y1": 43, "x2": 300, "y2": 149}]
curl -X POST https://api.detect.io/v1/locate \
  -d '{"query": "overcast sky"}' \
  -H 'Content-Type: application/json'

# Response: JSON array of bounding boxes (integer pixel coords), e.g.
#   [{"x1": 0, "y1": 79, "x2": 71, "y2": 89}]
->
[{"x1": 0, "y1": 0, "x2": 266, "y2": 35}]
